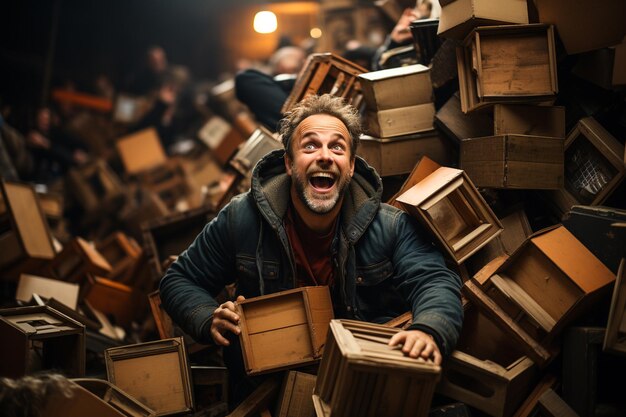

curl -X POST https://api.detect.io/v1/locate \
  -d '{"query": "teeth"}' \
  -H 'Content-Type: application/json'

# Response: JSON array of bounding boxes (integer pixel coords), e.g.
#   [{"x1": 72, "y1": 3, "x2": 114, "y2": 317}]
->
[{"x1": 311, "y1": 172, "x2": 335, "y2": 179}]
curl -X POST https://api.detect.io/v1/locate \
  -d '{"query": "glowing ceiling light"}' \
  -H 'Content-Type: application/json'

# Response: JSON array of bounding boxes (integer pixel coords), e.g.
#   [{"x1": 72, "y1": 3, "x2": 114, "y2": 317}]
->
[
  {"x1": 310, "y1": 27, "x2": 322, "y2": 38},
  {"x1": 254, "y1": 11, "x2": 277, "y2": 34}
]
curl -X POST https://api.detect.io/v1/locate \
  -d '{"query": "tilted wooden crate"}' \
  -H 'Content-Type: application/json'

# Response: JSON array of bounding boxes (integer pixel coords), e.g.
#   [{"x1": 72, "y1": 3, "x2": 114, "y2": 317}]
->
[
  {"x1": 437, "y1": 302, "x2": 538, "y2": 417},
  {"x1": 229, "y1": 126, "x2": 283, "y2": 177},
  {"x1": 96, "y1": 231, "x2": 142, "y2": 282},
  {"x1": 83, "y1": 275, "x2": 137, "y2": 328},
  {"x1": 236, "y1": 286, "x2": 334, "y2": 375},
  {"x1": 0, "y1": 181, "x2": 56, "y2": 280},
  {"x1": 116, "y1": 127, "x2": 168, "y2": 176},
  {"x1": 72, "y1": 378, "x2": 156, "y2": 417},
  {"x1": 48, "y1": 236, "x2": 112, "y2": 284},
  {"x1": 460, "y1": 134, "x2": 564, "y2": 189},
  {"x1": 136, "y1": 159, "x2": 190, "y2": 211},
  {"x1": 66, "y1": 159, "x2": 126, "y2": 215},
  {"x1": 275, "y1": 371, "x2": 317, "y2": 417},
  {"x1": 0, "y1": 305, "x2": 85, "y2": 378},
  {"x1": 105, "y1": 337, "x2": 194, "y2": 416},
  {"x1": 546, "y1": 117, "x2": 626, "y2": 215},
  {"x1": 197, "y1": 116, "x2": 246, "y2": 167},
  {"x1": 457, "y1": 24, "x2": 557, "y2": 113},
  {"x1": 313, "y1": 319, "x2": 441, "y2": 417},
  {"x1": 282, "y1": 53, "x2": 367, "y2": 114},
  {"x1": 396, "y1": 166, "x2": 503, "y2": 264},
  {"x1": 464, "y1": 225, "x2": 615, "y2": 367},
  {"x1": 604, "y1": 258, "x2": 626, "y2": 356}
]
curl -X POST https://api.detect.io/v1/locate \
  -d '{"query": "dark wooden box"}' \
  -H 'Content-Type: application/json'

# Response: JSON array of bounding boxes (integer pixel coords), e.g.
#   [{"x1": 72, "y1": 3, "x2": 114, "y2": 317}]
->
[
  {"x1": 48, "y1": 237, "x2": 112, "y2": 284},
  {"x1": 95, "y1": 231, "x2": 143, "y2": 282},
  {"x1": 0, "y1": 181, "x2": 56, "y2": 281},
  {"x1": 229, "y1": 126, "x2": 282, "y2": 177},
  {"x1": 0, "y1": 305, "x2": 85, "y2": 378},
  {"x1": 72, "y1": 378, "x2": 156, "y2": 416},
  {"x1": 66, "y1": 159, "x2": 126, "y2": 215}
]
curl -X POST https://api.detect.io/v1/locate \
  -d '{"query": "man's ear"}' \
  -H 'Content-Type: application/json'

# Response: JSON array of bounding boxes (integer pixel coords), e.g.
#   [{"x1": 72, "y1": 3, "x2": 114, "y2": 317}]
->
[
  {"x1": 349, "y1": 158, "x2": 355, "y2": 177},
  {"x1": 284, "y1": 153, "x2": 293, "y2": 175}
]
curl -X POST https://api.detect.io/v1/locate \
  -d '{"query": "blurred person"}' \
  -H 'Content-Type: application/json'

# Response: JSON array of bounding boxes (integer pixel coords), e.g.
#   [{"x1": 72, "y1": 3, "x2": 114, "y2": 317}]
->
[{"x1": 125, "y1": 45, "x2": 170, "y2": 96}]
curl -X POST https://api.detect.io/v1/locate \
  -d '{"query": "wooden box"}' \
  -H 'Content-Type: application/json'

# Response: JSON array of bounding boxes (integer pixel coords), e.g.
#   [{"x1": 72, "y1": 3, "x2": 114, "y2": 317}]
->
[
  {"x1": 42, "y1": 379, "x2": 139, "y2": 417},
  {"x1": 0, "y1": 305, "x2": 85, "y2": 378},
  {"x1": 434, "y1": 92, "x2": 493, "y2": 147},
  {"x1": 48, "y1": 237, "x2": 112, "y2": 283},
  {"x1": 236, "y1": 286, "x2": 334, "y2": 375},
  {"x1": 191, "y1": 365, "x2": 228, "y2": 415},
  {"x1": 83, "y1": 275, "x2": 137, "y2": 328},
  {"x1": 457, "y1": 24, "x2": 558, "y2": 113},
  {"x1": 548, "y1": 117, "x2": 626, "y2": 214},
  {"x1": 105, "y1": 337, "x2": 194, "y2": 416},
  {"x1": 511, "y1": 373, "x2": 558, "y2": 417},
  {"x1": 460, "y1": 134, "x2": 564, "y2": 189},
  {"x1": 438, "y1": 0, "x2": 529, "y2": 40},
  {"x1": 493, "y1": 105, "x2": 565, "y2": 138},
  {"x1": 534, "y1": 0, "x2": 626, "y2": 55},
  {"x1": 572, "y1": 38, "x2": 626, "y2": 89},
  {"x1": 464, "y1": 225, "x2": 616, "y2": 367},
  {"x1": 136, "y1": 159, "x2": 189, "y2": 211},
  {"x1": 37, "y1": 191, "x2": 64, "y2": 221},
  {"x1": 387, "y1": 156, "x2": 441, "y2": 209},
  {"x1": 16, "y1": 274, "x2": 80, "y2": 310},
  {"x1": 365, "y1": 104, "x2": 436, "y2": 138},
  {"x1": 66, "y1": 159, "x2": 126, "y2": 215},
  {"x1": 141, "y1": 205, "x2": 215, "y2": 282},
  {"x1": 0, "y1": 181, "x2": 56, "y2": 280},
  {"x1": 281, "y1": 53, "x2": 367, "y2": 114},
  {"x1": 359, "y1": 64, "x2": 433, "y2": 111},
  {"x1": 396, "y1": 166, "x2": 503, "y2": 264},
  {"x1": 276, "y1": 371, "x2": 316, "y2": 417},
  {"x1": 72, "y1": 378, "x2": 156, "y2": 417},
  {"x1": 437, "y1": 302, "x2": 538, "y2": 417},
  {"x1": 358, "y1": 130, "x2": 454, "y2": 177},
  {"x1": 230, "y1": 126, "x2": 283, "y2": 177},
  {"x1": 96, "y1": 231, "x2": 142, "y2": 282},
  {"x1": 116, "y1": 128, "x2": 167, "y2": 176},
  {"x1": 604, "y1": 258, "x2": 626, "y2": 356},
  {"x1": 198, "y1": 116, "x2": 245, "y2": 166},
  {"x1": 562, "y1": 205, "x2": 626, "y2": 274},
  {"x1": 313, "y1": 319, "x2": 441, "y2": 417}
]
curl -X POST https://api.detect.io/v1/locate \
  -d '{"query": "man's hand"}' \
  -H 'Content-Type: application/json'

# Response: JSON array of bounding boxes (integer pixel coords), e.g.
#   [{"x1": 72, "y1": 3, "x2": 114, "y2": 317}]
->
[
  {"x1": 388, "y1": 329, "x2": 442, "y2": 365},
  {"x1": 210, "y1": 295, "x2": 245, "y2": 346}
]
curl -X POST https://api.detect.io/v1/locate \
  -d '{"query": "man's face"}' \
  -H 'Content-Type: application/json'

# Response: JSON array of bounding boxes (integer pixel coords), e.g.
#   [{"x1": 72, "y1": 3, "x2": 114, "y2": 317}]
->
[{"x1": 285, "y1": 114, "x2": 355, "y2": 215}]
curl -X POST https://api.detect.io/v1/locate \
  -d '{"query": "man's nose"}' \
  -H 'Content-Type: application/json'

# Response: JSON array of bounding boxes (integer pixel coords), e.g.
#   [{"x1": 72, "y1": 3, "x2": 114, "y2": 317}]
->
[{"x1": 317, "y1": 145, "x2": 333, "y2": 163}]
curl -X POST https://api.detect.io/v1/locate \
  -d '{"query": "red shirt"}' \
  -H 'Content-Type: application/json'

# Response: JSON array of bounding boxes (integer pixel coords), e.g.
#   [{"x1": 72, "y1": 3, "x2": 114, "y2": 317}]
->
[{"x1": 284, "y1": 205, "x2": 337, "y2": 288}]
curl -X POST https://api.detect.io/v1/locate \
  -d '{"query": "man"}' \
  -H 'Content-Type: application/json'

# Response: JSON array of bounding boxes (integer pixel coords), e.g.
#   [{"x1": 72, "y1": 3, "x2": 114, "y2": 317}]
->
[{"x1": 160, "y1": 94, "x2": 462, "y2": 403}]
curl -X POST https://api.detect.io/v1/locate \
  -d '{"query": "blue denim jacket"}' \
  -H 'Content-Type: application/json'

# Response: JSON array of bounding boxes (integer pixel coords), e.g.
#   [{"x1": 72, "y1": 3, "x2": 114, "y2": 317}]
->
[{"x1": 160, "y1": 149, "x2": 463, "y2": 356}]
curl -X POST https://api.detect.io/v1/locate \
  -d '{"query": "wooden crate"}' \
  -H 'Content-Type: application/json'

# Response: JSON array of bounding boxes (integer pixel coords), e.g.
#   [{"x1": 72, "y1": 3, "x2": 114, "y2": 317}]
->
[
  {"x1": 465, "y1": 225, "x2": 616, "y2": 367},
  {"x1": 72, "y1": 378, "x2": 156, "y2": 416},
  {"x1": 395, "y1": 166, "x2": 503, "y2": 264},
  {"x1": 0, "y1": 305, "x2": 85, "y2": 378},
  {"x1": 365, "y1": 104, "x2": 436, "y2": 138},
  {"x1": 42, "y1": 379, "x2": 134, "y2": 417},
  {"x1": 493, "y1": 105, "x2": 565, "y2": 138},
  {"x1": 105, "y1": 337, "x2": 194, "y2": 416},
  {"x1": 437, "y1": 302, "x2": 538, "y2": 417},
  {"x1": 358, "y1": 130, "x2": 454, "y2": 177},
  {"x1": 313, "y1": 319, "x2": 441, "y2": 417},
  {"x1": 48, "y1": 237, "x2": 112, "y2": 284},
  {"x1": 511, "y1": 373, "x2": 558, "y2": 417},
  {"x1": 434, "y1": 92, "x2": 493, "y2": 147},
  {"x1": 0, "y1": 181, "x2": 56, "y2": 280},
  {"x1": 229, "y1": 126, "x2": 283, "y2": 177},
  {"x1": 96, "y1": 231, "x2": 142, "y2": 282},
  {"x1": 387, "y1": 156, "x2": 442, "y2": 209},
  {"x1": 275, "y1": 371, "x2": 317, "y2": 417},
  {"x1": 547, "y1": 117, "x2": 626, "y2": 215},
  {"x1": 116, "y1": 128, "x2": 167, "y2": 176},
  {"x1": 83, "y1": 275, "x2": 137, "y2": 328},
  {"x1": 460, "y1": 134, "x2": 564, "y2": 189},
  {"x1": 604, "y1": 258, "x2": 626, "y2": 356},
  {"x1": 66, "y1": 159, "x2": 126, "y2": 215},
  {"x1": 236, "y1": 286, "x2": 333, "y2": 375},
  {"x1": 359, "y1": 64, "x2": 433, "y2": 111},
  {"x1": 191, "y1": 365, "x2": 228, "y2": 415},
  {"x1": 197, "y1": 116, "x2": 246, "y2": 166},
  {"x1": 281, "y1": 53, "x2": 367, "y2": 114},
  {"x1": 457, "y1": 24, "x2": 557, "y2": 113},
  {"x1": 136, "y1": 159, "x2": 190, "y2": 211},
  {"x1": 438, "y1": 0, "x2": 529, "y2": 40},
  {"x1": 141, "y1": 205, "x2": 215, "y2": 282},
  {"x1": 16, "y1": 274, "x2": 80, "y2": 310}
]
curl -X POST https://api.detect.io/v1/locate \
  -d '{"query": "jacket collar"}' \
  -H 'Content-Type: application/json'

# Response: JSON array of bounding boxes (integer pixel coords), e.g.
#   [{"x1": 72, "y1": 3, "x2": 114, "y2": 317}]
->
[{"x1": 251, "y1": 149, "x2": 383, "y2": 243}]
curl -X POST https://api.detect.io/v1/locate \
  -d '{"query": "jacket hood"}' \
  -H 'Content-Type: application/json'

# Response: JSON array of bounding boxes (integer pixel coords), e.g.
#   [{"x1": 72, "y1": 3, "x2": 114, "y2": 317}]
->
[{"x1": 250, "y1": 149, "x2": 383, "y2": 243}]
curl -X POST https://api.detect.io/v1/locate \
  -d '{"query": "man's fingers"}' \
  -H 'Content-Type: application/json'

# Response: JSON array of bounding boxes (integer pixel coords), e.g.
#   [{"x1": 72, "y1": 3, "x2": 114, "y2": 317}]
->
[
  {"x1": 216, "y1": 307, "x2": 240, "y2": 323},
  {"x1": 236, "y1": 295, "x2": 246, "y2": 303},
  {"x1": 432, "y1": 350, "x2": 443, "y2": 366},
  {"x1": 388, "y1": 332, "x2": 404, "y2": 347},
  {"x1": 220, "y1": 301, "x2": 237, "y2": 312},
  {"x1": 217, "y1": 319, "x2": 241, "y2": 336},
  {"x1": 210, "y1": 328, "x2": 231, "y2": 346}
]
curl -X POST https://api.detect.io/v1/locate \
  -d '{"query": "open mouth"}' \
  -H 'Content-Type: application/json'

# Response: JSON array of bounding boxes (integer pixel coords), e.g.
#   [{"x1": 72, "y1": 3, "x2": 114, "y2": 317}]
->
[{"x1": 309, "y1": 172, "x2": 336, "y2": 191}]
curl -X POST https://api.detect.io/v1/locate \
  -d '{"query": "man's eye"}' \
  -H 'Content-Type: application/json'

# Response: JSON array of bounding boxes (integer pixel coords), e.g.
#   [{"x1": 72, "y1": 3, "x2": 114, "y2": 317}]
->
[
  {"x1": 304, "y1": 144, "x2": 316, "y2": 150},
  {"x1": 332, "y1": 145, "x2": 344, "y2": 151}
]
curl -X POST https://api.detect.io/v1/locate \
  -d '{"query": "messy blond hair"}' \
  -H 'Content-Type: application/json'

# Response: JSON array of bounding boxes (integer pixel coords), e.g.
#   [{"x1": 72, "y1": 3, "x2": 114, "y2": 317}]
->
[{"x1": 279, "y1": 94, "x2": 362, "y2": 159}]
